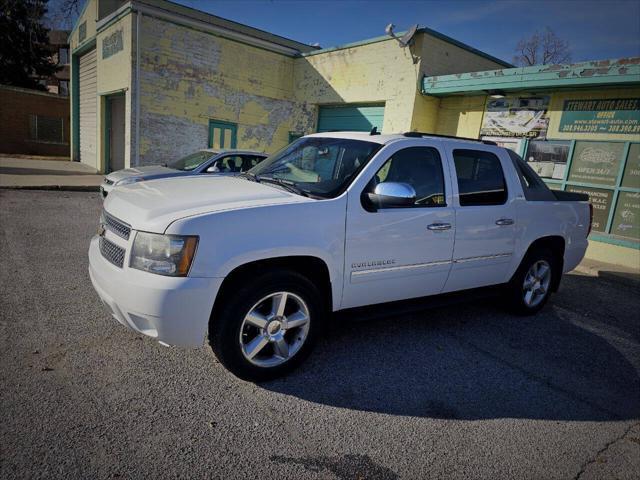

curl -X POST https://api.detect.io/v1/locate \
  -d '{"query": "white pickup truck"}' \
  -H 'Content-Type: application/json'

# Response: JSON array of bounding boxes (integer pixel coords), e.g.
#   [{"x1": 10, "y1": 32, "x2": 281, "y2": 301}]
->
[{"x1": 89, "y1": 132, "x2": 591, "y2": 380}]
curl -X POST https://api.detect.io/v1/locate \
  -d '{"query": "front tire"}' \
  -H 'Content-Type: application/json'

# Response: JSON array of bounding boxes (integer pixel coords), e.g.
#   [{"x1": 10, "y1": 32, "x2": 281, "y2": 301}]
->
[
  {"x1": 506, "y1": 248, "x2": 556, "y2": 315},
  {"x1": 209, "y1": 270, "x2": 324, "y2": 381}
]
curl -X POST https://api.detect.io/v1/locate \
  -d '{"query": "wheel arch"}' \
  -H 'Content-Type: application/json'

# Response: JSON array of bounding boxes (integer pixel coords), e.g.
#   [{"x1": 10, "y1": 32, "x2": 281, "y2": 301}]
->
[
  {"x1": 210, "y1": 255, "x2": 334, "y2": 326},
  {"x1": 516, "y1": 235, "x2": 566, "y2": 292}
]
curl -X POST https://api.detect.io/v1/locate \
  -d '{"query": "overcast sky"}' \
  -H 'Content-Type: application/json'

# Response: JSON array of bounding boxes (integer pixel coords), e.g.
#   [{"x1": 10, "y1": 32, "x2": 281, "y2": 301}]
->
[{"x1": 174, "y1": 0, "x2": 640, "y2": 63}]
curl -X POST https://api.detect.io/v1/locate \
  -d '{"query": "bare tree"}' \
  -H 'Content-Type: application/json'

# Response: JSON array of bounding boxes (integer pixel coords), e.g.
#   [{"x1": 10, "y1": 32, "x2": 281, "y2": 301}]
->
[
  {"x1": 46, "y1": 0, "x2": 82, "y2": 29},
  {"x1": 513, "y1": 27, "x2": 572, "y2": 66}
]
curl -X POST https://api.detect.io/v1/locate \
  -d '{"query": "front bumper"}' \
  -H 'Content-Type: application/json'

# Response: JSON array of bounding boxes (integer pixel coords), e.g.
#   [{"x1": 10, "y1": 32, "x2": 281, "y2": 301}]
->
[{"x1": 88, "y1": 235, "x2": 223, "y2": 346}]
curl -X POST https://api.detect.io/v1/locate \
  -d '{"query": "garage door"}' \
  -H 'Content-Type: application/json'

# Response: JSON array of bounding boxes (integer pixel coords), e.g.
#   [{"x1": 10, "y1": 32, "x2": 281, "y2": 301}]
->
[
  {"x1": 317, "y1": 104, "x2": 385, "y2": 133},
  {"x1": 79, "y1": 49, "x2": 97, "y2": 167}
]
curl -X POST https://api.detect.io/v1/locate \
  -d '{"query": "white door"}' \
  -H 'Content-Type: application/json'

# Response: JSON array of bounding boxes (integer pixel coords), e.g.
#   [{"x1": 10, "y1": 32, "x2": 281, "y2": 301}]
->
[
  {"x1": 342, "y1": 145, "x2": 455, "y2": 309},
  {"x1": 79, "y1": 49, "x2": 97, "y2": 168},
  {"x1": 443, "y1": 147, "x2": 517, "y2": 292}
]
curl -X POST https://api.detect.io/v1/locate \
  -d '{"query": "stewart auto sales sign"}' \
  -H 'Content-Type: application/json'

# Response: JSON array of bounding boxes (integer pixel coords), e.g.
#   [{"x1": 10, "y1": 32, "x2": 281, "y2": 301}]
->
[
  {"x1": 559, "y1": 98, "x2": 640, "y2": 135},
  {"x1": 480, "y1": 96, "x2": 550, "y2": 139}
]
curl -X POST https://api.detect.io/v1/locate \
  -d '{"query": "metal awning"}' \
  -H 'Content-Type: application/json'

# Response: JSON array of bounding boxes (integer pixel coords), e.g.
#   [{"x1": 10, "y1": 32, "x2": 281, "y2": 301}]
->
[{"x1": 422, "y1": 57, "x2": 640, "y2": 96}]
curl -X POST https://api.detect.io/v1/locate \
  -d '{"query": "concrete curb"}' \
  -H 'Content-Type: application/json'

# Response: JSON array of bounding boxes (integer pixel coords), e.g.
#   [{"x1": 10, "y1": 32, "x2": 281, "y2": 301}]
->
[
  {"x1": 0, "y1": 185, "x2": 100, "y2": 192},
  {"x1": 573, "y1": 264, "x2": 640, "y2": 289}
]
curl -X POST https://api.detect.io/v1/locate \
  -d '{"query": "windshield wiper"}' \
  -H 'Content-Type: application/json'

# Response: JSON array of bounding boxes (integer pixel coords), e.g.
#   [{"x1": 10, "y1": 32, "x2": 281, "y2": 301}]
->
[
  {"x1": 257, "y1": 176, "x2": 308, "y2": 197},
  {"x1": 238, "y1": 172, "x2": 260, "y2": 182}
]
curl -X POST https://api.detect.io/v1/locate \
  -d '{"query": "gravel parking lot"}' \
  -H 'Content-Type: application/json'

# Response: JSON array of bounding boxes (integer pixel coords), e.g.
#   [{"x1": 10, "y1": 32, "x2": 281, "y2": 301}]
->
[{"x1": 1, "y1": 189, "x2": 639, "y2": 479}]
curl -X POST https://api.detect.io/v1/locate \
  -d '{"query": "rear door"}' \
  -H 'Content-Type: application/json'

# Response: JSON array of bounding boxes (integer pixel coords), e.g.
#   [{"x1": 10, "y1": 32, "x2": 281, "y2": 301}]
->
[
  {"x1": 443, "y1": 147, "x2": 518, "y2": 292},
  {"x1": 342, "y1": 143, "x2": 455, "y2": 309}
]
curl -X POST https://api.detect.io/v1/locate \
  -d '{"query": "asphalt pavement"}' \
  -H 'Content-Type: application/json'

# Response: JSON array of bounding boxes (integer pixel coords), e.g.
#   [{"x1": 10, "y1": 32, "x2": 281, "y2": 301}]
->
[{"x1": 1, "y1": 189, "x2": 639, "y2": 479}]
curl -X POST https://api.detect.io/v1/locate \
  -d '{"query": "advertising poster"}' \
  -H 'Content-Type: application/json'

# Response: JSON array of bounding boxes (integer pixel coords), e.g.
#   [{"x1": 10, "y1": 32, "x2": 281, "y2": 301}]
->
[
  {"x1": 567, "y1": 186, "x2": 613, "y2": 233},
  {"x1": 611, "y1": 191, "x2": 640, "y2": 240},
  {"x1": 622, "y1": 143, "x2": 640, "y2": 189},
  {"x1": 480, "y1": 96, "x2": 550, "y2": 139},
  {"x1": 568, "y1": 141, "x2": 625, "y2": 186}
]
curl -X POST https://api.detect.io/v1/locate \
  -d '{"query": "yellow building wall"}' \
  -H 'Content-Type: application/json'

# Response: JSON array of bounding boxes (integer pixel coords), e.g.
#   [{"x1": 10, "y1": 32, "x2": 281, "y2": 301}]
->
[
  {"x1": 69, "y1": 0, "x2": 98, "y2": 51},
  {"x1": 137, "y1": 15, "x2": 305, "y2": 164},
  {"x1": 96, "y1": 14, "x2": 134, "y2": 171},
  {"x1": 434, "y1": 95, "x2": 487, "y2": 137},
  {"x1": 293, "y1": 37, "x2": 420, "y2": 133}
]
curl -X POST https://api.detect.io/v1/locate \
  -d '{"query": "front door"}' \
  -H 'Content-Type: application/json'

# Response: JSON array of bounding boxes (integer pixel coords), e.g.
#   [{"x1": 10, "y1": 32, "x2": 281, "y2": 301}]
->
[
  {"x1": 342, "y1": 145, "x2": 455, "y2": 309},
  {"x1": 107, "y1": 94, "x2": 125, "y2": 172},
  {"x1": 209, "y1": 120, "x2": 237, "y2": 149},
  {"x1": 443, "y1": 147, "x2": 517, "y2": 292}
]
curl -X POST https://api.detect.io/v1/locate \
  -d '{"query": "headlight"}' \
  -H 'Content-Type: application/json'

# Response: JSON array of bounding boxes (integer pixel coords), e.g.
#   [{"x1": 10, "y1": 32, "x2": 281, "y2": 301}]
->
[
  {"x1": 116, "y1": 177, "x2": 144, "y2": 186},
  {"x1": 130, "y1": 231, "x2": 198, "y2": 276}
]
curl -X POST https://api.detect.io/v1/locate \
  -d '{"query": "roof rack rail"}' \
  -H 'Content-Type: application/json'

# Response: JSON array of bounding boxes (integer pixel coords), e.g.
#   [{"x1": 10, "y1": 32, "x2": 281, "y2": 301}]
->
[{"x1": 402, "y1": 132, "x2": 497, "y2": 146}]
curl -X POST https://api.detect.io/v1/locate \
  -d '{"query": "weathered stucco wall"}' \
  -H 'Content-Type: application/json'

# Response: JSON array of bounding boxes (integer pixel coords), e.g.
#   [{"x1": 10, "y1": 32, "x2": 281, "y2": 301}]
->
[
  {"x1": 294, "y1": 37, "x2": 420, "y2": 133},
  {"x1": 421, "y1": 34, "x2": 511, "y2": 77},
  {"x1": 137, "y1": 15, "x2": 311, "y2": 164},
  {"x1": 434, "y1": 95, "x2": 487, "y2": 137}
]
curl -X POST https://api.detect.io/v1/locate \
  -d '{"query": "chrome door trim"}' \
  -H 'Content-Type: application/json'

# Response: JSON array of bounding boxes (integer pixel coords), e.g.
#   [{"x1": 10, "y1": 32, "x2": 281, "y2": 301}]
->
[{"x1": 453, "y1": 253, "x2": 512, "y2": 264}]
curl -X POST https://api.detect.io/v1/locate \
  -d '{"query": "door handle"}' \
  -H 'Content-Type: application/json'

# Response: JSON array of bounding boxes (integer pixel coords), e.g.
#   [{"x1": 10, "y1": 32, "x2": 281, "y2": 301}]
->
[
  {"x1": 427, "y1": 222, "x2": 452, "y2": 231},
  {"x1": 495, "y1": 218, "x2": 514, "y2": 226}
]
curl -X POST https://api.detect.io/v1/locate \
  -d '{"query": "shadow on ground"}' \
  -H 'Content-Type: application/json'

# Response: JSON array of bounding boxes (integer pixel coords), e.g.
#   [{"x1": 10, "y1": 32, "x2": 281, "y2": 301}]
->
[{"x1": 260, "y1": 272, "x2": 640, "y2": 421}]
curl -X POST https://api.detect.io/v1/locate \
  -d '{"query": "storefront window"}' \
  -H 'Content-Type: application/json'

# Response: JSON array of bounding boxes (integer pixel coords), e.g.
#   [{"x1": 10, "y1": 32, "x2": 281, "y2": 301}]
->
[
  {"x1": 568, "y1": 141, "x2": 625, "y2": 186},
  {"x1": 621, "y1": 144, "x2": 640, "y2": 189},
  {"x1": 524, "y1": 140, "x2": 570, "y2": 179},
  {"x1": 611, "y1": 191, "x2": 640, "y2": 240},
  {"x1": 566, "y1": 186, "x2": 613, "y2": 233}
]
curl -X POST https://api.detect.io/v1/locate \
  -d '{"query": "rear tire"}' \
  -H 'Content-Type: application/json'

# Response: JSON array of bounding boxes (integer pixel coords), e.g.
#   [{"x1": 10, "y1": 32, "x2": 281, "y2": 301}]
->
[
  {"x1": 506, "y1": 248, "x2": 556, "y2": 315},
  {"x1": 209, "y1": 269, "x2": 324, "y2": 382}
]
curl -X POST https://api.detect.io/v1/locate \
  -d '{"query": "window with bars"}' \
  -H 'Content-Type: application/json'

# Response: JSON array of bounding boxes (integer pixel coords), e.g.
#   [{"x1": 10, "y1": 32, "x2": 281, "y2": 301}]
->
[{"x1": 29, "y1": 115, "x2": 65, "y2": 144}]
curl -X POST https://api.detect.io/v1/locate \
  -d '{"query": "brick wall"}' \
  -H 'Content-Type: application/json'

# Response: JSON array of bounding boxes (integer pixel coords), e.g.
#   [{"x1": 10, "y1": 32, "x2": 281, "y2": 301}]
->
[{"x1": 0, "y1": 85, "x2": 70, "y2": 157}]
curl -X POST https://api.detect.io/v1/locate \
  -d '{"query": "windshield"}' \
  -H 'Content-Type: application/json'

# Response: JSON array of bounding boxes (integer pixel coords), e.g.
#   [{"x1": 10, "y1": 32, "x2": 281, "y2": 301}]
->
[
  {"x1": 167, "y1": 151, "x2": 215, "y2": 171},
  {"x1": 248, "y1": 137, "x2": 381, "y2": 198}
]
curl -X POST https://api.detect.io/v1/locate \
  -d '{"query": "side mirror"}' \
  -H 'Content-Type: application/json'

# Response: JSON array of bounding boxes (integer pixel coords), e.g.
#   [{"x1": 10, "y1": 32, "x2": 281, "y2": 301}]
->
[
  {"x1": 206, "y1": 165, "x2": 220, "y2": 173},
  {"x1": 365, "y1": 182, "x2": 416, "y2": 210}
]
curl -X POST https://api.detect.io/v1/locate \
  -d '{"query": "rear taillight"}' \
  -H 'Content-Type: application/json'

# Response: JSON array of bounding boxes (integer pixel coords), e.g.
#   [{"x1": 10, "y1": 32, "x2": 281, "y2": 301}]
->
[{"x1": 587, "y1": 203, "x2": 593, "y2": 236}]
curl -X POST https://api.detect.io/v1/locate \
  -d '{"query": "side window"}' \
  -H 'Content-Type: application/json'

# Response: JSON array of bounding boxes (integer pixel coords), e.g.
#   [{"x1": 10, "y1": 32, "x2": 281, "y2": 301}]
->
[
  {"x1": 453, "y1": 149, "x2": 507, "y2": 206},
  {"x1": 372, "y1": 147, "x2": 446, "y2": 207},
  {"x1": 240, "y1": 155, "x2": 264, "y2": 172},
  {"x1": 215, "y1": 155, "x2": 242, "y2": 173}
]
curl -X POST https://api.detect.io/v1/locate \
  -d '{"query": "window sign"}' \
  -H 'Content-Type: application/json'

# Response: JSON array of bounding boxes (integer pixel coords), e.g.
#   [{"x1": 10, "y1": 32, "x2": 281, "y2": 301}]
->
[
  {"x1": 559, "y1": 98, "x2": 640, "y2": 135},
  {"x1": 525, "y1": 140, "x2": 570, "y2": 180},
  {"x1": 567, "y1": 186, "x2": 613, "y2": 233},
  {"x1": 611, "y1": 191, "x2": 640, "y2": 240},
  {"x1": 480, "y1": 96, "x2": 550, "y2": 139},
  {"x1": 481, "y1": 137, "x2": 523, "y2": 153},
  {"x1": 568, "y1": 141, "x2": 625, "y2": 186},
  {"x1": 621, "y1": 144, "x2": 640, "y2": 189}
]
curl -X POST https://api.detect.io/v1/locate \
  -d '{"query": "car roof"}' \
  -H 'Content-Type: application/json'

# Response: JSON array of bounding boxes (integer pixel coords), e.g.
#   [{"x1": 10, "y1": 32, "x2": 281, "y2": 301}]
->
[
  {"x1": 306, "y1": 131, "x2": 497, "y2": 147},
  {"x1": 200, "y1": 148, "x2": 267, "y2": 156}
]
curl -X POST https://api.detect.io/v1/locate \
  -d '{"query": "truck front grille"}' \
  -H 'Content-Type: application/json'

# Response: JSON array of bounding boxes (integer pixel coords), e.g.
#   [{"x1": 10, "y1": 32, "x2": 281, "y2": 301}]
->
[
  {"x1": 99, "y1": 237, "x2": 125, "y2": 268},
  {"x1": 103, "y1": 211, "x2": 131, "y2": 240}
]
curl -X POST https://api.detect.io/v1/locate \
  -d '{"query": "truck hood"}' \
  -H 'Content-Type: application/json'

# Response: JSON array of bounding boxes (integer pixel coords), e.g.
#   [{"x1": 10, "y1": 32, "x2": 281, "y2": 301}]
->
[
  {"x1": 105, "y1": 165, "x2": 179, "y2": 184},
  {"x1": 103, "y1": 175, "x2": 312, "y2": 232}
]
